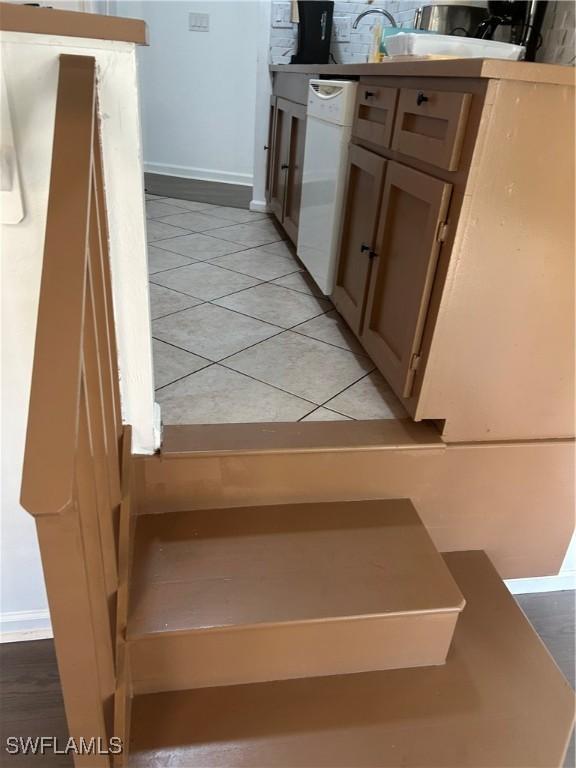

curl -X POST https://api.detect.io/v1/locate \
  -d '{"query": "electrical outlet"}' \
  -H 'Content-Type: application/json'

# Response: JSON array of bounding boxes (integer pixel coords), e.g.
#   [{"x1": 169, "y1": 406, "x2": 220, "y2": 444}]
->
[
  {"x1": 188, "y1": 12, "x2": 209, "y2": 32},
  {"x1": 272, "y1": 2, "x2": 293, "y2": 28},
  {"x1": 332, "y1": 16, "x2": 352, "y2": 43}
]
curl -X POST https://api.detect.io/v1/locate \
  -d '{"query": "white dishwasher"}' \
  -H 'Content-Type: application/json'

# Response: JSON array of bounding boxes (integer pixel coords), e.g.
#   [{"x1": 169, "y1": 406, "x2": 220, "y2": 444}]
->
[{"x1": 297, "y1": 79, "x2": 357, "y2": 295}]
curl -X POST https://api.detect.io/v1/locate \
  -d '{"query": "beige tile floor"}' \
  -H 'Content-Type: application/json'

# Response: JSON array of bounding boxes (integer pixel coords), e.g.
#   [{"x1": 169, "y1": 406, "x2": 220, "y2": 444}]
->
[{"x1": 146, "y1": 193, "x2": 408, "y2": 424}]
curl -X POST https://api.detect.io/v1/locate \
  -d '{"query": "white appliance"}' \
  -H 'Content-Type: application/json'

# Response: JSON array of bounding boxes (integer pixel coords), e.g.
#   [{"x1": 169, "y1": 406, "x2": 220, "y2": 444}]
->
[{"x1": 297, "y1": 80, "x2": 357, "y2": 295}]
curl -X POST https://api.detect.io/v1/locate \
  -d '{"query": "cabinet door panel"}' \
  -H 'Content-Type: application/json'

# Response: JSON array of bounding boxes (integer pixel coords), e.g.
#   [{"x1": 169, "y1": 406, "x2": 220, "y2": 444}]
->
[
  {"x1": 282, "y1": 101, "x2": 307, "y2": 244},
  {"x1": 269, "y1": 98, "x2": 291, "y2": 221},
  {"x1": 265, "y1": 96, "x2": 277, "y2": 204},
  {"x1": 332, "y1": 145, "x2": 386, "y2": 335},
  {"x1": 362, "y1": 161, "x2": 452, "y2": 398}
]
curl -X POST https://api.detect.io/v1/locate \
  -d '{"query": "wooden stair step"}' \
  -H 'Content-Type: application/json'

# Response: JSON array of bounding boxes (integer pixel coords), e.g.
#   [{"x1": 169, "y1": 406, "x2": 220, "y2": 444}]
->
[
  {"x1": 128, "y1": 499, "x2": 464, "y2": 693},
  {"x1": 128, "y1": 551, "x2": 575, "y2": 768}
]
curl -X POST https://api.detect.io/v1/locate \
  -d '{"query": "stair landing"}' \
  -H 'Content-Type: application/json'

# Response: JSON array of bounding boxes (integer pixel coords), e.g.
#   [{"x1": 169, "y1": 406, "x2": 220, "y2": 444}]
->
[
  {"x1": 128, "y1": 499, "x2": 464, "y2": 692},
  {"x1": 128, "y1": 551, "x2": 575, "y2": 767}
]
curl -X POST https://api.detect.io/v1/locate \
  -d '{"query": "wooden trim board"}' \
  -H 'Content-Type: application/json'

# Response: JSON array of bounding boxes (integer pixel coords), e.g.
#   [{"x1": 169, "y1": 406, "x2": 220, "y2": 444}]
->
[
  {"x1": 159, "y1": 420, "x2": 443, "y2": 455},
  {"x1": 0, "y1": 2, "x2": 147, "y2": 44}
]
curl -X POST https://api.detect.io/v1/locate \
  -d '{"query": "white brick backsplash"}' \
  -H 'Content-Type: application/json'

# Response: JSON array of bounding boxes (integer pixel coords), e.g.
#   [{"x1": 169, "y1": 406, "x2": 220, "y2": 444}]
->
[
  {"x1": 537, "y1": 1, "x2": 575, "y2": 66},
  {"x1": 269, "y1": 0, "x2": 420, "y2": 64},
  {"x1": 269, "y1": 1, "x2": 574, "y2": 67}
]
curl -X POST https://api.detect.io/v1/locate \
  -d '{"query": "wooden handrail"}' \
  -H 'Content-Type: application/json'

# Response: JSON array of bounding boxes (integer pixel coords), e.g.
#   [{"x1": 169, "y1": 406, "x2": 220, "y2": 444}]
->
[
  {"x1": 21, "y1": 55, "x2": 96, "y2": 518},
  {"x1": 19, "y1": 55, "x2": 127, "y2": 765}
]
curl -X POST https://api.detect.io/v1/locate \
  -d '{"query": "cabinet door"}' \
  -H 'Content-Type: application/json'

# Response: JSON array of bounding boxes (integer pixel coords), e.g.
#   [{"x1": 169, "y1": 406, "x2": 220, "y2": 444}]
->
[
  {"x1": 362, "y1": 161, "x2": 452, "y2": 398},
  {"x1": 265, "y1": 96, "x2": 277, "y2": 204},
  {"x1": 282, "y1": 100, "x2": 307, "y2": 244},
  {"x1": 332, "y1": 145, "x2": 386, "y2": 334},
  {"x1": 269, "y1": 98, "x2": 291, "y2": 221}
]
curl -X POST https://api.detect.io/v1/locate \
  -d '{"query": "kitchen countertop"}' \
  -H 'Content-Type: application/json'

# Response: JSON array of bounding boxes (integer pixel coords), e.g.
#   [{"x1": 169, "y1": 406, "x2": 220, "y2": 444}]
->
[{"x1": 270, "y1": 57, "x2": 575, "y2": 87}]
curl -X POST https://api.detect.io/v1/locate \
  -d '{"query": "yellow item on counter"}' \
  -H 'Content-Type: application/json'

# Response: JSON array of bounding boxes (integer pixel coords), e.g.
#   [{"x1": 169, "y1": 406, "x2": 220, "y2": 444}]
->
[{"x1": 369, "y1": 20, "x2": 382, "y2": 63}]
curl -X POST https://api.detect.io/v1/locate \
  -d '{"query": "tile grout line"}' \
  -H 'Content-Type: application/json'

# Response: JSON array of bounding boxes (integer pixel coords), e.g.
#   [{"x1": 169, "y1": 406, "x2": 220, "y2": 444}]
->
[
  {"x1": 150, "y1": 238, "x2": 258, "y2": 260},
  {"x1": 152, "y1": 216, "x2": 271, "y2": 234},
  {"x1": 148, "y1": 198, "x2": 385, "y2": 420},
  {"x1": 149, "y1": 235, "x2": 292, "y2": 265},
  {"x1": 147, "y1": 210, "x2": 270, "y2": 225},
  {"x1": 154, "y1": 350, "x2": 320, "y2": 410},
  {"x1": 152, "y1": 264, "x2": 303, "y2": 293},
  {"x1": 155, "y1": 360, "x2": 215, "y2": 392},
  {"x1": 153, "y1": 312, "x2": 373, "y2": 403},
  {"x1": 149, "y1": 263, "x2": 199, "y2": 277},
  {"x1": 150, "y1": 269, "x2": 327, "y2": 310},
  {"x1": 150, "y1": 301, "x2": 206, "y2": 322},
  {"x1": 149, "y1": 216, "x2": 283, "y2": 242},
  {"x1": 296, "y1": 404, "x2": 356, "y2": 422},
  {"x1": 152, "y1": 289, "x2": 371, "y2": 392},
  {"x1": 316, "y1": 370, "x2": 380, "y2": 414},
  {"x1": 203, "y1": 363, "x2": 320, "y2": 408},
  {"x1": 148, "y1": 222, "x2": 289, "y2": 255},
  {"x1": 151, "y1": 292, "x2": 288, "y2": 331}
]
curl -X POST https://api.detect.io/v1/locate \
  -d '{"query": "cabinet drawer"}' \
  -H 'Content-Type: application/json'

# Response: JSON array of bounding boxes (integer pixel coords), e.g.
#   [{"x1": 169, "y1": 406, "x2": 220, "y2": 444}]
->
[
  {"x1": 392, "y1": 88, "x2": 471, "y2": 171},
  {"x1": 353, "y1": 84, "x2": 398, "y2": 149}
]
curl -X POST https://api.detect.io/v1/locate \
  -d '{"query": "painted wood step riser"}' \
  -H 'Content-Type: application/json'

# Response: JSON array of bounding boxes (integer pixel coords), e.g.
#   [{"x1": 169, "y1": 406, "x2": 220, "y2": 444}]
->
[
  {"x1": 133, "y1": 438, "x2": 576, "y2": 580},
  {"x1": 129, "y1": 611, "x2": 460, "y2": 695}
]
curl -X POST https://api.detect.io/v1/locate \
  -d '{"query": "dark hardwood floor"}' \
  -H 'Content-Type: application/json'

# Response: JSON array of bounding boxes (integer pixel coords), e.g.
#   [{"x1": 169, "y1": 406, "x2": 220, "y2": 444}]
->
[
  {"x1": 144, "y1": 173, "x2": 252, "y2": 209},
  {"x1": 0, "y1": 590, "x2": 573, "y2": 767}
]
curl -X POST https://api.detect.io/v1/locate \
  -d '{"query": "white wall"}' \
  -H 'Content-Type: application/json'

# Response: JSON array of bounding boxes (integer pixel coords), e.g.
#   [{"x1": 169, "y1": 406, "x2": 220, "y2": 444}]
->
[
  {"x1": 1, "y1": 31, "x2": 155, "y2": 639},
  {"x1": 117, "y1": 0, "x2": 260, "y2": 186}
]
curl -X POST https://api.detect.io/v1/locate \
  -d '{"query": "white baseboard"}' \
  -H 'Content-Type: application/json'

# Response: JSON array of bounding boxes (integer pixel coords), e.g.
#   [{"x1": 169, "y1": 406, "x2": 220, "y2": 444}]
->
[
  {"x1": 249, "y1": 198, "x2": 270, "y2": 213},
  {"x1": 0, "y1": 610, "x2": 53, "y2": 643},
  {"x1": 144, "y1": 162, "x2": 253, "y2": 187},
  {"x1": 153, "y1": 401, "x2": 162, "y2": 451},
  {"x1": 505, "y1": 571, "x2": 576, "y2": 595}
]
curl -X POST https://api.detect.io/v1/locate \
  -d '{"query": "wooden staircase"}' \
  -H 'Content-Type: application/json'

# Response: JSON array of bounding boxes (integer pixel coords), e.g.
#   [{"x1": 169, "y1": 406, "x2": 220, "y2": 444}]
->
[
  {"x1": 20, "y1": 54, "x2": 574, "y2": 768},
  {"x1": 128, "y1": 551, "x2": 573, "y2": 768}
]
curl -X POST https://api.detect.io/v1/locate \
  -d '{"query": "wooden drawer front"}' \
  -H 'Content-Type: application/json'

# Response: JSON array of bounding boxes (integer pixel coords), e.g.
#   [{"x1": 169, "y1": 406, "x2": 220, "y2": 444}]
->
[
  {"x1": 353, "y1": 85, "x2": 398, "y2": 149},
  {"x1": 392, "y1": 88, "x2": 471, "y2": 171}
]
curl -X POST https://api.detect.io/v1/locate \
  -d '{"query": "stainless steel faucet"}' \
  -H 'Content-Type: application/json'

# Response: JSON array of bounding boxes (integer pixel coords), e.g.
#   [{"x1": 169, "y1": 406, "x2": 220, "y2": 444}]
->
[{"x1": 352, "y1": 8, "x2": 398, "y2": 29}]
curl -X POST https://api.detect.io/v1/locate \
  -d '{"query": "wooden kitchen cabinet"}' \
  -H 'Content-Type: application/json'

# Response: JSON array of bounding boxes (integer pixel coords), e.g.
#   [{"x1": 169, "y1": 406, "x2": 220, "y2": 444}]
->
[
  {"x1": 271, "y1": 63, "x2": 574, "y2": 443},
  {"x1": 267, "y1": 96, "x2": 307, "y2": 244},
  {"x1": 338, "y1": 68, "x2": 576, "y2": 443},
  {"x1": 332, "y1": 145, "x2": 386, "y2": 334}
]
